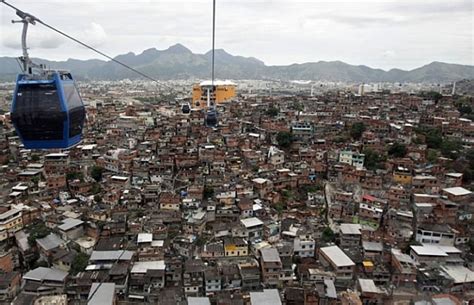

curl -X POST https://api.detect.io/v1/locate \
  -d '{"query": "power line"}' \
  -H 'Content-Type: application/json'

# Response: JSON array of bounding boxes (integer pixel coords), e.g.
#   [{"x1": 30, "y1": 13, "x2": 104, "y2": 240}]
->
[{"x1": 1, "y1": 0, "x2": 161, "y2": 83}]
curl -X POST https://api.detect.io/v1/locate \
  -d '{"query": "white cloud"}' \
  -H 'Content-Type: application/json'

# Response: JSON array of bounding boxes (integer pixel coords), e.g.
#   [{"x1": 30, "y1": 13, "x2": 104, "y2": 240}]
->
[
  {"x1": 383, "y1": 50, "x2": 396, "y2": 58},
  {"x1": 1, "y1": 27, "x2": 64, "y2": 50},
  {"x1": 79, "y1": 22, "x2": 107, "y2": 48}
]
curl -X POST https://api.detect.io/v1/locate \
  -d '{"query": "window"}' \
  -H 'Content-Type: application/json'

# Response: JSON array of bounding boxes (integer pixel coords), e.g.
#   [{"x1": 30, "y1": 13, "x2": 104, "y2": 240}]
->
[
  {"x1": 13, "y1": 83, "x2": 65, "y2": 140},
  {"x1": 62, "y1": 82, "x2": 83, "y2": 110}
]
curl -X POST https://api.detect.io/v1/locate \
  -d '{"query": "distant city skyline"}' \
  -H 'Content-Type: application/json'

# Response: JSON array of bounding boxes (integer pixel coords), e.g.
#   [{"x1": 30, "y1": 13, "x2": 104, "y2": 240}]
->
[{"x1": 0, "y1": 0, "x2": 472, "y2": 70}]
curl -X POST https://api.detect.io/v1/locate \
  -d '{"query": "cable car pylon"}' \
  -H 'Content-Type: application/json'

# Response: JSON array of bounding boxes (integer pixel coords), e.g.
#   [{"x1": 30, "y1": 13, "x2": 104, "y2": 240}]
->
[{"x1": 204, "y1": 0, "x2": 218, "y2": 128}]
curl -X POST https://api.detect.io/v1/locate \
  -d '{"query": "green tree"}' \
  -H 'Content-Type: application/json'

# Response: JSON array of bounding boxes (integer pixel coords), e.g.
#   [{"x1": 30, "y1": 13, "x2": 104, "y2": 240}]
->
[
  {"x1": 195, "y1": 236, "x2": 208, "y2": 247},
  {"x1": 276, "y1": 131, "x2": 293, "y2": 148},
  {"x1": 418, "y1": 127, "x2": 443, "y2": 149},
  {"x1": 67, "y1": 171, "x2": 84, "y2": 181},
  {"x1": 203, "y1": 185, "x2": 214, "y2": 200},
  {"x1": 458, "y1": 104, "x2": 472, "y2": 115},
  {"x1": 91, "y1": 166, "x2": 104, "y2": 182},
  {"x1": 440, "y1": 140, "x2": 463, "y2": 159},
  {"x1": 455, "y1": 96, "x2": 473, "y2": 115},
  {"x1": 412, "y1": 136, "x2": 424, "y2": 145},
  {"x1": 321, "y1": 227, "x2": 335, "y2": 243},
  {"x1": 94, "y1": 194, "x2": 102, "y2": 204},
  {"x1": 275, "y1": 202, "x2": 285, "y2": 214},
  {"x1": 266, "y1": 106, "x2": 279, "y2": 117},
  {"x1": 333, "y1": 135, "x2": 349, "y2": 143},
  {"x1": 350, "y1": 122, "x2": 366, "y2": 140},
  {"x1": 31, "y1": 176, "x2": 40, "y2": 186},
  {"x1": 388, "y1": 143, "x2": 408, "y2": 158},
  {"x1": 32, "y1": 260, "x2": 49, "y2": 269},
  {"x1": 426, "y1": 149, "x2": 439, "y2": 163},
  {"x1": 31, "y1": 155, "x2": 40, "y2": 162},
  {"x1": 421, "y1": 91, "x2": 442, "y2": 103},
  {"x1": 291, "y1": 102, "x2": 304, "y2": 112},
  {"x1": 462, "y1": 169, "x2": 472, "y2": 183},
  {"x1": 71, "y1": 253, "x2": 90, "y2": 275},
  {"x1": 27, "y1": 223, "x2": 51, "y2": 246},
  {"x1": 466, "y1": 149, "x2": 474, "y2": 168},
  {"x1": 281, "y1": 189, "x2": 293, "y2": 201},
  {"x1": 469, "y1": 239, "x2": 474, "y2": 254},
  {"x1": 91, "y1": 183, "x2": 101, "y2": 194},
  {"x1": 363, "y1": 149, "x2": 385, "y2": 170}
]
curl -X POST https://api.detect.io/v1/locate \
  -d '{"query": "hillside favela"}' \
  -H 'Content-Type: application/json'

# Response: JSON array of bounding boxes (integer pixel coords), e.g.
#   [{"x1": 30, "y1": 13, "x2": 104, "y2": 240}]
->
[{"x1": 0, "y1": 1, "x2": 473, "y2": 305}]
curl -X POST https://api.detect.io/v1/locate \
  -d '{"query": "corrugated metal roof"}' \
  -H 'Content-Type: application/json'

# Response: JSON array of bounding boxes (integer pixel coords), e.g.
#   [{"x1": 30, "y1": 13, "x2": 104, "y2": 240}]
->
[
  {"x1": 240, "y1": 217, "x2": 263, "y2": 228},
  {"x1": 187, "y1": 297, "x2": 211, "y2": 305},
  {"x1": 340, "y1": 223, "x2": 362, "y2": 235},
  {"x1": 58, "y1": 218, "x2": 84, "y2": 231},
  {"x1": 358, "y1": 278, "x2": 379, "y2": 293},
  {"x1": 90, "y1": 250, "x2": 134, "y2": 262},
  {"x1": 260, "y1": 247, "x2": 281, "y2": 263},
  {"x1": 23, "y1": 267, "x2": 67, "y2": 282},
  {"x1": 320, "y1": 246, "x2": 355, "y2": 267},
  {"x1": 36, "y1": 233, "x2": 65, "y2": 251},
  {"x1": 131, "y1": 261, "x2": 166, "y2": 274},
  {"x1": 88, "y1": 282, "x2": 115, "y2": 305},
  {"x1": 250, "y1": 289, "x2": 282, "y2": 305}
]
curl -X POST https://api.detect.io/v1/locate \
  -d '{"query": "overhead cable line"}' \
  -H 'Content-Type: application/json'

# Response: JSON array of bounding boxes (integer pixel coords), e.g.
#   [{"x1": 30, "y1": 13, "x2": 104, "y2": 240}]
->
[
  {"x1": 1, "y1": 0, "x2": 161, "y2": 299},
  {"x1": 211, "y1": 0, "x2": 215, "y2": 86},
  {"x1": 1, "y1": 0, "x2": 161, "y2": 83}
]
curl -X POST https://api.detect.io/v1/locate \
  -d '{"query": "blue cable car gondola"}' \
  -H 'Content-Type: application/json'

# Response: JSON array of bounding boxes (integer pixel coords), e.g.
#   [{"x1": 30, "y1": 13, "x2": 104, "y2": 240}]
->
[
  {"x1": 11, "y1": 71, "x2": 85, "y2": 149},
  {"x1": 205, "y1": 108, "x2": 218, "y2": 127},
  {"x1": 181, "y1": 103, "x2": 191, "y2": 114},
  {"x1": 7, "y1": 8, "x2": 86, "y2": 149}
]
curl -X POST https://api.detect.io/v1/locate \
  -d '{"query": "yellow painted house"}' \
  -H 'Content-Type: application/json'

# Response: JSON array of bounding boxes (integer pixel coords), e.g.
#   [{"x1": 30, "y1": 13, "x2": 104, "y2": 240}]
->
[
  {"x1": 192, "y1": 80, "x2": 236, "y2": 109},
  {"x1": 0, "y1": 208, "x2": 23, "y2": 241},
  {"x1": 393, "y1": 166, "x2": 412, "y2": 185},
  {"x1": 224, "y1": 237, "x2": 248, "y2": 257}
]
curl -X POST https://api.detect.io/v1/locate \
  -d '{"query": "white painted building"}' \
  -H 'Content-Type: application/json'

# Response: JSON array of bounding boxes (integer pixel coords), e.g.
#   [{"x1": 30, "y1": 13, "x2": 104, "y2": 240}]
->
[
  {"x1": 293, "y1": 234, "x2": 316, "y2": 258},
  {"x1": 339, "y1": 150, "x2": 365, "y2": 170}
]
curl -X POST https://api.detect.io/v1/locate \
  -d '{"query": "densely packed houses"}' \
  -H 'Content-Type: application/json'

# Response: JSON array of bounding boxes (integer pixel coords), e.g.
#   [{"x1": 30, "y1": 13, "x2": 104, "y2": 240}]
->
[{"x1": 0, "y1": 81, "x2": 472, "y2": 304}]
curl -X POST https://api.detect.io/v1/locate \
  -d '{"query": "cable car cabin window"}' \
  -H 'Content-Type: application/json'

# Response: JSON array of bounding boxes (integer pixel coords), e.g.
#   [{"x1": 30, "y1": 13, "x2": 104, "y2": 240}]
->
[
  {"x1": 13, "y1": 84, "x2": 65, "y2": 141},
  {"x1": 62, "y1": 82, "x2": 85, "y2": 137},
  {"x1": 62, "y1": 83, "x2": 83, "y2": 110}
]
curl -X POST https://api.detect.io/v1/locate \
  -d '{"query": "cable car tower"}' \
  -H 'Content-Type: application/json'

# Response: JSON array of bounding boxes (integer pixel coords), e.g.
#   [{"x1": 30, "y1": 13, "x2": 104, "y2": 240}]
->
[
  {"x1": 7, "y1": 7, "x2": 86, "y2": 149},
  {"x1": 204, "y1": 0, "x2": 218, "y2": 128}
]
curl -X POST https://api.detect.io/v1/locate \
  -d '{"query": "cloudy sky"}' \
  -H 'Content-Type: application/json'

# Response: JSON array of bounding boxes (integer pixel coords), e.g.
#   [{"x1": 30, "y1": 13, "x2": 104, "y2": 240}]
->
[{"x1": 0, "y1": 0, "x2": 472, "y2": 70}]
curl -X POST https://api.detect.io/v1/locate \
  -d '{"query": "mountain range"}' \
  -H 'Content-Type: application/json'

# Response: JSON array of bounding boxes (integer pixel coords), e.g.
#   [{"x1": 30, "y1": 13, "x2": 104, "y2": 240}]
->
[{"x1": 1, "y1": 43, "x2": 473, "y2": 83}]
